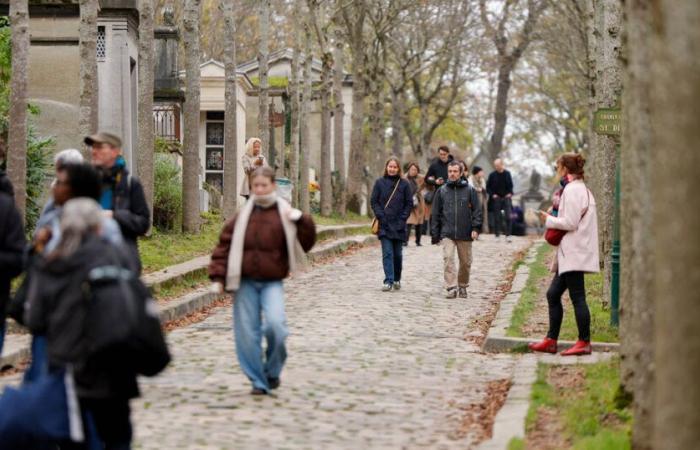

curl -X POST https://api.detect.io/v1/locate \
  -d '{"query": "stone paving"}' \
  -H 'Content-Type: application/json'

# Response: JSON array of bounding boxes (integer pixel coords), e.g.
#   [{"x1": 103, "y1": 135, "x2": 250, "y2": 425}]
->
[{"x1": 130, "y1": 236, "x2": 530, "y2": 449}]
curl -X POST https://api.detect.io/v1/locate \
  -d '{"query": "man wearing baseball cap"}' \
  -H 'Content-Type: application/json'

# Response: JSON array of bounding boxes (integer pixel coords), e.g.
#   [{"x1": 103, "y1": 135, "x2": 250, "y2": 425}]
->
[{"x1": 86, "y1": 132, "x2": 150, "y2": 273}]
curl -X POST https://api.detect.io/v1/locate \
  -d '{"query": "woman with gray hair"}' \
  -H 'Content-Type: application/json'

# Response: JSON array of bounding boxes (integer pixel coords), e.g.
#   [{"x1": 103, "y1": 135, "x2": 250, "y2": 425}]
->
[
  {"x1": 240, "y1": 137, "x2": 268, "y2": 199},
  {"x1": 26, "y1": 197, "x2": 139, "y2": 449}
]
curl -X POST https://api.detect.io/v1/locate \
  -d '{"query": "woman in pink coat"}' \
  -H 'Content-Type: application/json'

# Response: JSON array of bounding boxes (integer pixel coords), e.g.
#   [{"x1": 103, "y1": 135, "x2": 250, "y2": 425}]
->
[{"x1": 530, "y1": 153, "x2": 599, "y2": 356}]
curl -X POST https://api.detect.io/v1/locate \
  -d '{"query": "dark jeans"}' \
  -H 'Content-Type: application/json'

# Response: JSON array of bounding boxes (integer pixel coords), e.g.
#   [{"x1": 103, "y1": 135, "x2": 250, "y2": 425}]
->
[
  {"x1": 492, "y1": 197, "x2": 512, "y2": 237},
  {"x1": 406, "y1": 224, "x2": 422, "y2": 245},
  {"x1": 380, "y1": 238, "x2": 403, "y2": 284},
  {"x1": 23, "y1": 335, "x2": 49, "y2": 383},
  {"x1": 82, "y1": 398, "x2": 132, "y2": 450},
  {"x1": 546, "y1": 271, "x2": 591, "y2": 341}
]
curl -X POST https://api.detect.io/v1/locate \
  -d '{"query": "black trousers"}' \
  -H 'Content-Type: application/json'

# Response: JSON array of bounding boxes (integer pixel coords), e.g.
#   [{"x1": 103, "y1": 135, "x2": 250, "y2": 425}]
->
[
  {"x1": 492, "y1": 197, "x2": 512, "y2": 237},
  {"x1": 62, "y1": 398, "x2": 133, "y2": 450},
  {"x1": 546, "y1": 271, "x2": 591, "y2": 341},
  {"x1": 406, "y1": 224, "x2": 422, "y2": 244}
]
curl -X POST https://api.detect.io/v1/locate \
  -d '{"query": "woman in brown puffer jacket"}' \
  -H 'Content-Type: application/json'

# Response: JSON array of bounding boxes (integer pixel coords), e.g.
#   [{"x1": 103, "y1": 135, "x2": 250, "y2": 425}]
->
[{"x1": 209, "y1": 166, "x2": 316, "y2": 395}]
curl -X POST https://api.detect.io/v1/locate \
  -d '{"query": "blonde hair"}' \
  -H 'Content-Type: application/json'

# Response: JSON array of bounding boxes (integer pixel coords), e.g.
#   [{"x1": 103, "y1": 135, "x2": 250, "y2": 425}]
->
[{"x1": 245, "y1": 137, "x2": 262, "y2": 157}]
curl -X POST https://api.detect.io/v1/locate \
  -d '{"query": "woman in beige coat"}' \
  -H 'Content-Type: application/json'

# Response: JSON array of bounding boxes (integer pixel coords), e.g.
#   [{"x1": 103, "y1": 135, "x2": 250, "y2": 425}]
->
[
  {"x1": 530, "y1": 153, "x2": 599, "y2": 356},
  {"x1": 240, "y1": 137, "x2": 269, "y2": 199},
  {"x1": 405, "y1": 163, "x2": 426, "y2": 246}
]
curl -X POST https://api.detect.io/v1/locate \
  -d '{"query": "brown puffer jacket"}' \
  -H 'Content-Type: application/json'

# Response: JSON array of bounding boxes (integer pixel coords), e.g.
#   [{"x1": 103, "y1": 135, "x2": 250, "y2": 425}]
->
[{"x1": 208, "y1": 205, "x2": 316, "y2": 283}]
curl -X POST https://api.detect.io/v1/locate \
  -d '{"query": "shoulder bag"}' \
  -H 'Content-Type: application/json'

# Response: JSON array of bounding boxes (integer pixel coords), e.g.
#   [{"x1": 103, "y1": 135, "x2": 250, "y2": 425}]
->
[{"x1": 545, "y1": 187, "x2": 591, "y2": 246}]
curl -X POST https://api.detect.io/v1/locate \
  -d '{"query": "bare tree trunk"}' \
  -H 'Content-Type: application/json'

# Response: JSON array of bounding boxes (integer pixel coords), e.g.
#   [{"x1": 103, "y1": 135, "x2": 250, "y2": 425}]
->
[
  {"x1": 620, "y1": 1, "x2": 653, "y2": 448},
  {"x1": 299, "y1": 23, "x2": 312, "y2": 214},
  {"x1": 222, "y1": 0, "x2": 238, "y2": 219},
  {"x1": 346, "y1": 49, "x2": 366, "y2": 214},
  {"x1": 489, "y1": 59, "x2": 514, "y2": 160},
  {"x1": 390, "y1": 88, "x2": 403, "y2": 157},
  {"x1": 7, "y1": 0, "x2": 28, "y2": 219},
  {"x1": 79, "y1": 0, "x2": 99, "y2": 149},
  {"x1": 332, "y1": 30, "x2": 346, "y2": 215},
  {"x1": 257, "y1": 0, "x2": 270, "y2": 158},
  {"x1": 289, "y1": 42, "x2": 301, "y2": 207},
  {"x1": 649, "y1": 2, "x2": 700, "y2": 449},
  {"x1": 592, "y1": 0, "x2": 623, "y2": 306},
  {"x1": 319, "y1": 61, "x2": 333, "y2": 216},
  {"x1": 137, "y1": 0, "x2": 155, "y2": 226},
  {"x1": 182, "y1": 0, "x2": 201, "y2": 232}
]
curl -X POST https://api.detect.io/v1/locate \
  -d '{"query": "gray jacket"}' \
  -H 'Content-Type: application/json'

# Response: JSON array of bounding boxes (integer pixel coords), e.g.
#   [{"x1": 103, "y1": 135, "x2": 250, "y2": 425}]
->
[{"x1": 431, "y1": 179, "x2": 483, "y2": 241}]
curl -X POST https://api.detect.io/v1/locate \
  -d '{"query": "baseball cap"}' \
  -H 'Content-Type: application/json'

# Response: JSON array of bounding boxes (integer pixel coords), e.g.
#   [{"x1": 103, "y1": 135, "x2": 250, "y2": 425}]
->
[{"x1": 84, "y1": 132, "x2": 122, "y2": 148}]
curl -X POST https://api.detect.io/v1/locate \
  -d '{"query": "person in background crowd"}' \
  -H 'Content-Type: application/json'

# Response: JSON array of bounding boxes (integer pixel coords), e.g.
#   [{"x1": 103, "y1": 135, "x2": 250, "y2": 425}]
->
[
  {"x1": 0, "y1": 171, "x2": 25, "y2": 359},
  {"x1": 23, "y1": 162, "x2": 123, "y2": 385},
  {"x1": 431, "y1": 162, "x2": 482, "y2": 299},
  {"x1": 87, "y1": 132, "x2": 149, "y2": 274},
  {"x1": 404, "y1": 163, "x2": 425, "y2": 247},
  {"x1": 37, "y1": 148, "x2": 84, "y2": 224},
  {"x1": 425, "y1": 145, "x2": 453, "y2": 189},
  {"x1": 240, "y1": 137, "x2": 268, "y2": 200},
  {"x1": 27, "y1": 198, "x2": 140, "y2": 449},
  {"x1": 371, "y1": 157, "x2": 413, "y2": 292},
  {"x1": 487, "y1": 158, "x2": 514, "y2": 242},
  {"x1": 458, "y1": 161, "x2": 470, "y2": 184},
  {"x1": 209, "y1": 167, "x2": 316, "y2": 395},
  {"x1": 530, "y1": 153, "x2": 598, "y2": 356},
  {"x1": 470, "y1": 166, "x2": 489, "y2": 234}
]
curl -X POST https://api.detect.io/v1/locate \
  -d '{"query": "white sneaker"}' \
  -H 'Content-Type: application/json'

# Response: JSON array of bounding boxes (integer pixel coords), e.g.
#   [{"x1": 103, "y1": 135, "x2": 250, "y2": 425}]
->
[
  {"x1": 382, "y1": 283, "x2": 393, "y2": 292},
  {"x1": 445, "y1": 288, "x2": 457, "y2": 299},
  {"x1": 506, "y1": 236, "x2": 512, "y2": 243}
]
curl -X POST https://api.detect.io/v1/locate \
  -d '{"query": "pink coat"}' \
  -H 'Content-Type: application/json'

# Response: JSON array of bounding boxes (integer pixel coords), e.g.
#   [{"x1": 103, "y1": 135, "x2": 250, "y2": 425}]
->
[{"x1": 545, "y1": 179, "x2": 600, "y2": 274}]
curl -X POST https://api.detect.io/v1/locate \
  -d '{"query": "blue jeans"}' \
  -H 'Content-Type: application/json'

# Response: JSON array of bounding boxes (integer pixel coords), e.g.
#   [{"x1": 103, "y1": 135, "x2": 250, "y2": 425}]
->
[
  {"x1": 23, "y1": 335, "x2": 49, "y2": 384},
  {"x1": 233, "y1": 279, "x2": 288, "y2": 392},
  {"x1": 380, "y1": 238, "x2": 403, "y2": 284}
]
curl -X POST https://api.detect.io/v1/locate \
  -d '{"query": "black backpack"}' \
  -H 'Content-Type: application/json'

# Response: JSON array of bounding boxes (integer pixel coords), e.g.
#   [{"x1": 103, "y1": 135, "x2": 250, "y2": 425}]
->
[{"x1": 83, "y1": 264, "x2": 171, "y2": 377}]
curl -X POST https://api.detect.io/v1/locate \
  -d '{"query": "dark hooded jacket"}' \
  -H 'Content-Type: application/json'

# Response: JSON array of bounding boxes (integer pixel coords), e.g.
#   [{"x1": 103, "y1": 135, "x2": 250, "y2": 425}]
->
[
  {"x1": 431, "y1": 178, "x2": 483, "y2": 241},
  {"x1": 0, "y1": 171, "x2": 26, "y2": 318},
  {"x1": 370, "y1": 175, "x2": 413, "y2": 241},
  {"x1": 26, "y1": 235, "x2": 139, "y2": 400},
  {"x1": 425, "y1": 155, "x2": 455, "y2": 186}
]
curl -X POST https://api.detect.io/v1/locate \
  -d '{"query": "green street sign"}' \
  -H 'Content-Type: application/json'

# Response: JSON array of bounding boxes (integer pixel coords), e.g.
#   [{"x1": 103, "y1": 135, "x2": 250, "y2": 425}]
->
[{"x1": 594, "y1": 108, "x2": 621, "y2": 136}]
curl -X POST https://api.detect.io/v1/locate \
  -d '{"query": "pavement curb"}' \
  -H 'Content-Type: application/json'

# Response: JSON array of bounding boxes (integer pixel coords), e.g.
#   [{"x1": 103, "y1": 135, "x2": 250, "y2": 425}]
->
[
  {"x1": 0, "y1": 232, "x2": 376, "y2": 368},
  {"x1": 477, "y1": 356, "x2": 538, "y2": 450}
]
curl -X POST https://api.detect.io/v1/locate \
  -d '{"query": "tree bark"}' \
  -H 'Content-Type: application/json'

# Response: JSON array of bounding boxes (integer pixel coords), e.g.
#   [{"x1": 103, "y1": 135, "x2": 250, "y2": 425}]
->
[
  {"x1": 619, "y1": 2, "x2": 653, "y2": 449},
  {"x1": 346, "y1": 43, "x2": 366, "y2": 214},
  {"x1": 332, "y1": 29, "x2": 346, "y2": 216},
  {"x1": 257, "y1": 0, "x2": 270, "y2": 158},
  {"x1": 79, "y1": 0, "x2": 99, "y2": 150},
  {"x1": 7, "y1": 0, "x2": 28, "y2": 219},
  {"x1": 289, "y1": 41, "x2": 301, "y2": 207},
  {"x1": 319, "y1": 59, "x2": 333, "y2": 216},
  {"x1": 222, "y1": 0, "x2": 238, "y2": 219},
  {"x1": 299, "y1": 22, "x2": 312, "y2": 214},
  {"x1": 390, "y1": 88, "x2": 403, "y2": 157},
  {"x1": 592, "y1": 0, "x2": 623, "y2": 306},
  {"x1": 489, "y1": 58, "x2": 514, "y2": 160},
  {"x1": 182, "y1": 0, "x2": 201, "y2": 232},
  {"x1": 137, "y1": 0, "x2": 155, "y2": 227},
  {"x1": 648, "y1": 1, "x2": 700, "y2": 449}
]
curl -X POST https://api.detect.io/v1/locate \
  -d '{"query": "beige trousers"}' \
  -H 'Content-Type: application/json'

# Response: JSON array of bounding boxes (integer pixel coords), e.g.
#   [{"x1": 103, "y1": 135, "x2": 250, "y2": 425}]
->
[{"x1": 442, "y1": 239, "x2": 473, "y2": 289}]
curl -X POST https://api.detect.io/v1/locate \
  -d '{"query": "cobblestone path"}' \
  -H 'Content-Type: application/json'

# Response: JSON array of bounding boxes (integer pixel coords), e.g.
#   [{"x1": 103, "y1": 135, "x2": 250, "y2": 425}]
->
[{"x1": 131, "y1": 236, "x2": 530, "y2": 449}]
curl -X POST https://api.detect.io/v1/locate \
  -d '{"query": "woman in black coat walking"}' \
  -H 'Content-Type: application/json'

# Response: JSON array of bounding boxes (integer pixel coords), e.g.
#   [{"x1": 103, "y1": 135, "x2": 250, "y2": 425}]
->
[{"x1": 371, "y1": 157, "x2": 413, "y2": 292}]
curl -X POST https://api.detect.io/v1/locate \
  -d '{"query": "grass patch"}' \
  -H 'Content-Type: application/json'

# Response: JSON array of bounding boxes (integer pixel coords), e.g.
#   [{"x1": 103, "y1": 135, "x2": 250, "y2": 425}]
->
[
  {"x1": 153, "y1": 271, "x2": 209, "y2": 302},
  {"x1": 523, "y1": 358, "x2": 632, "y2": 450},
  {"x1": 507, "y1": 437, "x2": 525, "y2": 450},
  {"x1": 507, "y1": 243, "x2": 553, "y2": 337},
  {"x1": 139, "y1": 213, "x2": 223, "y2": 274},
  {"x1": 312, "y1": 211, "x2": 368, "y2": 226}
]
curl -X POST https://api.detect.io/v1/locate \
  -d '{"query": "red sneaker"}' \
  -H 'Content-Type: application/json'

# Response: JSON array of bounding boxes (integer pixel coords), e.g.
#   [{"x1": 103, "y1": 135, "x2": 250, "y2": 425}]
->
[
  {"x1": 561, "y1": 340, "x2": 592, "y2": 356},
  {"x1": 528, "y1": 337, "x2": 558, "y2": 354}
]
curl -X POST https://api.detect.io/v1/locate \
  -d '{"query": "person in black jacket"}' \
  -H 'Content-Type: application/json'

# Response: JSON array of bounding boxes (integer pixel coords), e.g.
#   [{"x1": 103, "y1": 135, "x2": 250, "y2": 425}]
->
[
  {"x1": 27, "y1": 198, "x2": 139, "y2": 449},
  {"x1": 431, "y1": 162, "x2": 482, "y2": 299},
  {"x1": 371, "y1": 157, "x2": 413, "y2": 292},
  {"x1": 87, "y1": 132, "x2": 150, "y2": 274},
  {"x1": 0, "y1": 171, "x2": 26, "y2": 357},
  {"x1": 424, "y1": 145, "x2": 454, "y2": 188},
  {"x1": 486, "y1": 158, "x2": 514, "y2": 242}
]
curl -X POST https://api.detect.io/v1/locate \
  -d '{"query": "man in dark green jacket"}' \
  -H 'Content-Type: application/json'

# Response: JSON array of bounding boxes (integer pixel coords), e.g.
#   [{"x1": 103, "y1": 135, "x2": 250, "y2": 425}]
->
[{"x1": 431, "y1": 162, "x2": 482, "y2": 299}]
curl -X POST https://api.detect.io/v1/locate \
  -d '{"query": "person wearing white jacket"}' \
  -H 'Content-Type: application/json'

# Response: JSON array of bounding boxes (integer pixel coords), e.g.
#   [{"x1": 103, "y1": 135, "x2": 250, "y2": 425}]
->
[{"x1": 530, "y1": 153, "x2": 599, "y2": 356}]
